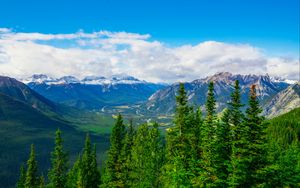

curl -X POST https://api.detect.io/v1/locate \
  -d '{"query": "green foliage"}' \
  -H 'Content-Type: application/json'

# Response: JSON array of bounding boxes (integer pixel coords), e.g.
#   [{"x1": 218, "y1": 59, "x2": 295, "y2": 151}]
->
[
  {"x1": 17, "y1": 164, "x2": 26, "y2": 188},
  {"x1": 80, "y1": 134, "x2": 101, "y2": 188},
  {"x1": 119, "y1": 119, "x2": 136, "y2": 187},
  {"x1": 164, "y1": 83, "x2": 200, "y2": 187},
  {"x1": 130, "y1": 123, "x2": 164, "y2": 187},
  {"x1": 25, "y1": 144, "x2": 39, "y2": 188},
  {"x1": 66, "y1": 155, "x2": 82, "y2": 188},
  {"x1": 48, "y1": 129, "x2": 68, "y2": 188},
  {"x1": 101, "y1": 114, "x2": 127, "y2": 187},
  {"x1": 15, "y1": 82, "x2": 300, "y2": 188}
]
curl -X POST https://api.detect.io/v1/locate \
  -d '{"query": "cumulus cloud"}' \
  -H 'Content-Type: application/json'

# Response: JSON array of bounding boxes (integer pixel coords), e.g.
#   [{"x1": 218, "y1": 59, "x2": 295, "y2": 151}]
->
[{"x1": 0, "y1": 28, "x2": 298, "y2": 83}]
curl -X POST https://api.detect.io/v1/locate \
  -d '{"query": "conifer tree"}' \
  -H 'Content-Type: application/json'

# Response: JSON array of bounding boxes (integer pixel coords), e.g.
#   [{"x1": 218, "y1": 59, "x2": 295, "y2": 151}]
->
[
  {"x1": 199, "y1": 81, "x2": 218, "y2": 187},
  {"x1": 48, "y1": 129, "x2": 68, "y2": 188},
  {"x1": 17, "y1": 164, "x2": 26, "y2": 188},
  {"x1": 164, "y1": 83, "x2": 194, "y2": 187},
  {"x1": 226, "y1": 80, "x2": 245, "y2": 186},
  {"x1": 39, "y1": 175, "x2": 45, "y2": 188},
  {"x1": 130, "y1": 123, "x2": 164, "y2": 188},
  {"x1": 119, "y1": 119, "x2": 135, "y2": 187},
  {"x1": 90, "y1": 144, "x2": 101, "y2": 187},
  {"x1": 101, "y1": 114, "x2": 126, "y2": 187},
  {"x1": 244, "y1": 85, "x2": 267, "y2": 185},
  {"x1": 66, "y1": 155, "x2": 82, "y2": 188},
  {"x1": 80, "y1": 134, "x2": 100, "y2": 188},
  {"x1": 25, "y1": 144, "x2": 39, "y2": 188},
  {"x1": 229, "y1": 85, "x2": 267, "y2": 187}
]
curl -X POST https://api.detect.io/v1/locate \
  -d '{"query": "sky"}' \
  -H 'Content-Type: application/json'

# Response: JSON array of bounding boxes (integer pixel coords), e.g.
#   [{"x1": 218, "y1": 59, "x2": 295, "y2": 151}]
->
[{"x1": 0, "y1": 0, "x2": 299, "y2": 82}]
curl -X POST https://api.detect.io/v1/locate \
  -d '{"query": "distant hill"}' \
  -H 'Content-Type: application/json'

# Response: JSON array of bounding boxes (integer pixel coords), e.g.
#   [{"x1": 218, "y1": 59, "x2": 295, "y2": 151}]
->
[
  {"x1": 139, "y1": 72, "x2": 291, "y2": 115},
  {"x1": 22, "y1": 74, "x2": 166, "y2": 110}
]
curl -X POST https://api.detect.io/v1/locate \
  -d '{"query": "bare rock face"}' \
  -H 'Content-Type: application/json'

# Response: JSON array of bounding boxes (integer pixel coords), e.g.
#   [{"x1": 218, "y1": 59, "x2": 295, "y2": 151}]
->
[{"x1": 263, "y1": 82, "x2": 300, "y2": 118}]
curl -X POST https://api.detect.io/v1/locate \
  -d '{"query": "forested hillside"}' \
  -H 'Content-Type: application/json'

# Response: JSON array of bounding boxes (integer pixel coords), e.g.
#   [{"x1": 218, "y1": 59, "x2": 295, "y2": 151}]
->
[{"x1": 16, "y1": 81, "x2": 300, "y2": 187}]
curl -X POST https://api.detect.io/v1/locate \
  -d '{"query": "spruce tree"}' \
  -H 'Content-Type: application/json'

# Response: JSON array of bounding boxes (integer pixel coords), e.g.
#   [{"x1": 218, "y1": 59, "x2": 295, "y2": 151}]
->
[
  {"x1": 25, "y1": 144, "x2": 39, "y2": 188},
  {"x1": 80, "y1": 134, "x2": 100, "y2": 188},
  {"x1": 39, "y1": 175, "x2": 45, "y2": 188},
  {"x1": 227, "y1": 80, "x2": 245, "y2": 186},
  {"x1": 198, "y1": 82, "x2": 219, "y2": 187},
  {"x1": 244, "y1": 85, "x2": 267, "y2": 185},
  {"x1": 101, "y1": 114, "x2": 126, "y2": 187},
  {"x1": 66, "y1": 155, "x2": 82, "y2": 188},
  {"x1": 48, "y1": 129, "x2": 68, "y2": 188},
  {"x1": 164, "y1": 83, "x2": 194, "y2": 187},
  {"x1": 229, "y1": 85, "x2": 267, "y2": 187},
  {"x1": 119, "y1": 119, "x2": 135, "y2": 187},
  {"x1": 17, "y1": 164, "x2": 26, "y2": 188},
  {"x1": 130, "y1": 123, "x2": 164, "y2": 188}
]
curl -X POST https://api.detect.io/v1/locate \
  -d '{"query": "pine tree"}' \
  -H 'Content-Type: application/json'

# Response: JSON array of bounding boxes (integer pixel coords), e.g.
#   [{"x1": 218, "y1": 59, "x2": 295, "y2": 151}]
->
[
  {"x1": 17, "y1": 164, "x2": 26, "y2": 188},
  {"x1": 48, "y1": 129, "x2": 68, "y2": 188},
  {"x1": 245, "y1": 85, "x2": 267, "y2": 185},
  {"x1": 66, "y1": 154, "x2": 82, "y2": 188},
  {"x1": 101, "y1": 114, "x2": 126, "y2": 187},
  {"x1": 214, "y1": 108, "x2": 231, "y2": 186},
  {"x1": 229, "y1": 85, "x2": 267, "y2": 187},
  {"x1": 80, "y1": 134, "x2": 100, "y2": 188},
  {"x1": 164, "y1": 83, "x2": 195, "y2": 187},
  {"x1": 119, "y1": 119, "x2": 135, "y2": 187},
  {"x1": 90, "y1": 144, "x2": 101, "y2": 187},
  {"x1": 226, "y1": 80, "x2": 245, "y2": 186},
  {"x1": 130, "y1": 123, "x2": 164, "y2": 188},
  {"x1": 199, "y1": 81, "x2": 222, "y2": 187},
  {"x1": 25, "y1": 144, "x2": 39, "y2": 188},
  {"x1": 39, "y1": 175, "x2": 45, "y2": 188}
]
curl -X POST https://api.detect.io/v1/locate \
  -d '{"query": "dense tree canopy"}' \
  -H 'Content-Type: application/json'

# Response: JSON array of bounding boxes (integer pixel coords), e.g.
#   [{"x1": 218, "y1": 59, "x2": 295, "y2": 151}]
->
[{"x1": 17, "y1": 81, "x2": 300, "y2": 187}]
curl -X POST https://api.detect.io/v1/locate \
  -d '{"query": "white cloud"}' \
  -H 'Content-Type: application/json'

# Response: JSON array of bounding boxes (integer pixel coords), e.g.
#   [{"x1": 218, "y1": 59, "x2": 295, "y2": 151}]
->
[{"x1": 0, "y1": 28, "x2": 298, "y2": 83}]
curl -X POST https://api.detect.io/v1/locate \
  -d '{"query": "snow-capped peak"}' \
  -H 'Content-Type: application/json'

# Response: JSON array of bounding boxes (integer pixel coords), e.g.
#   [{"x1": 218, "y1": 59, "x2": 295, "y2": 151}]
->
[
  {"x1": 22, "y1": 74, "x2": 55, "y2": 84},
  {"x1": 270, "y1": 76, "x2": 297, "y2": 85},
  {"x1": 23, "y1": 74, "x2": 146, "y2": 85}
]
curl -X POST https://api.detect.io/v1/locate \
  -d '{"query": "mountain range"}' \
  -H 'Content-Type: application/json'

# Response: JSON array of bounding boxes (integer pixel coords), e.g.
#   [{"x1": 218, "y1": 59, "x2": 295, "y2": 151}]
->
[
  {"x1": 22, "y1": 74, "x2": 166, "y2": 110},
  {"x1": 18, "y1": 72, "x2": 299, "y2": 118},
  {"x1": 138, "y1": 72, "x2": 297, "y2": 117}
]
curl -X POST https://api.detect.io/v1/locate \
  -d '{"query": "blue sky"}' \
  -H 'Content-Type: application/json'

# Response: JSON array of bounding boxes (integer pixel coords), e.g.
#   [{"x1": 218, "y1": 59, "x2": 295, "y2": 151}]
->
[
  {"x1": 0, "y1": 0, "x2": 299, "y2": 82},
  {"x1": 1, "y1": 0, "x2": 299, "y2": 53}
]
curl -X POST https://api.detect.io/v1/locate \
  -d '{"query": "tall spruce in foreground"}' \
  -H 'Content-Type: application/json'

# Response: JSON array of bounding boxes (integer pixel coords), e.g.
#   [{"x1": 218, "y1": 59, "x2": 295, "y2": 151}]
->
[
  {"x1": 80, "y1": 134, "x2": 100, "y2": 188},
  {"x1": 130, "y1": 123, "x2": 164, "y2": 188},
  {"x1": 24, "y1": 144, "x2": 39, "y2": 188},
  {"x1": 17, "y1": 164, "x2": 26, "y2": 188},
  {"x1": 66, "y1": 154, "x2": 82, "y2": 187},
  {"x1": 101, "y1": 114, "x2": 126, "y2": 187},
  {"x1": 164, "y1": 83, "x2": 194, "y2": 187},
  {"x1": 119, "y1": 119, "x2": 136, "y2": 187},
  {"x1": 244, "y1": 85, "x2": 267, "y2": 185},
  {"x1": 48, "y1": 129, "x2": 68, "y2": 188},
  {"x1": 199, "y1": 82, "x2": 217, "y2": 186},
  {"x1": 229, "y1": 85, "x2": 267, "y2": 187},
  {"x1": 227, "y1": 80, "x2": 245, "y2": 186}
]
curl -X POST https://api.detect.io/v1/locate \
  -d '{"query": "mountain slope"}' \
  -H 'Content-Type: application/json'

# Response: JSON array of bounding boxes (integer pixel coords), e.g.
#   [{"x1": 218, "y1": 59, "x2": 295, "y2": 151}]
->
[
  {"x1": 263, "y1": 82, "x2": 300, "y2": 118},
  {"x1": 141, "y1": 72, "x2": 290, "y2": 115},
  {"x1": 0, "y1": 77, "x2": 111, "y2": 187},
  {"x1": 24, "y1": 74, "x2": 166, "y2": 110},
  {"x1": 0, "y1": 76, "x2": 60, "y2": 117}
]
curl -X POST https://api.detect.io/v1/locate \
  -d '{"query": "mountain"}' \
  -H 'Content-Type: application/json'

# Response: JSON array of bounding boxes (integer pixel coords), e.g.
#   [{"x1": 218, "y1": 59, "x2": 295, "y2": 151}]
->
[
  {"x1": 263, "y1": 82, "x2": 300, "y2": 118},
  {"x1": 22, "y1": 74, "x2": 166, "y2": 110},
  {"x1": 0, "y1": 76, "x2": 110, "y2": 187},
  {"x1": 140, "y1": 72, "x2": 291, "y2": 115},
  {"x1": 0, "y1": 76, "x2": 61, "y2": 117}
]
